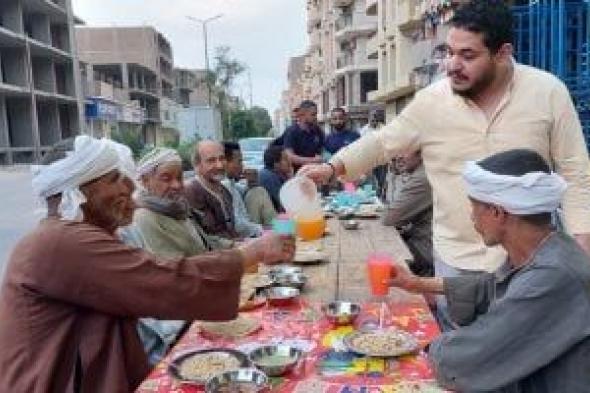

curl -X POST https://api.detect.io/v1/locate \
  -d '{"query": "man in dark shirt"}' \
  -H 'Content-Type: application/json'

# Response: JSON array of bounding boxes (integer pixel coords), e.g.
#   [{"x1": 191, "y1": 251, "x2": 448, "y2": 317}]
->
[
  {"x1": 258, "y1": 145, "x2": 293, "y2": 212},
  {"x1": 325, "y1": 107, "x2": 360, "y2": 155},
  {"x1": 284, "y1": 100, "x2": 324, "y2": 171},
  {"x1": 272, "y1": 107, "x2": 299, "y2": 147}
]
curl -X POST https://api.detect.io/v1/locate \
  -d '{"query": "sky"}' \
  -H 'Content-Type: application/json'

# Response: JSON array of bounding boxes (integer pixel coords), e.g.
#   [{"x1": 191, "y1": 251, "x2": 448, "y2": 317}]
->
[{"x1": 72, "y1": 0, "x2": 309, "y2": 114}]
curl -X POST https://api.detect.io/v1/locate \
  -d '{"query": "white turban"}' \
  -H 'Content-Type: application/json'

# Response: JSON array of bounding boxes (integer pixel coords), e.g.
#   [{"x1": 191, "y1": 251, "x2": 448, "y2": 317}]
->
[
  {"x1": 137, "y1": 147, "x2": 182, "y2": 177},
  {"x1": 462, "y1": 160, "x2": 567, "y2": 215},
  {"x1": 32, "y1": 135, "x2": 131, "y2": 220}
]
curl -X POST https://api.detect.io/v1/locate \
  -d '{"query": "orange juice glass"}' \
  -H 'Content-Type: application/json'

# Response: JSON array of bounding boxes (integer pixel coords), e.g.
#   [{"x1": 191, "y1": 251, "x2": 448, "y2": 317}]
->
[
  {"x1": 367, "y1": 254, "x2": 394, "y2": 296},
  {"x1": 295, "y1": 215, "x2": 326, "y2": 241}
]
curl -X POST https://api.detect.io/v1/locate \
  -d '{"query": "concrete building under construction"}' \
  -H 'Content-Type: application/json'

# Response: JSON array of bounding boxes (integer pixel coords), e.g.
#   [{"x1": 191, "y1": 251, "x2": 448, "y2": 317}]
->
[{"x1": 0, "y1": 0, "x2": 84, "y2": 164}]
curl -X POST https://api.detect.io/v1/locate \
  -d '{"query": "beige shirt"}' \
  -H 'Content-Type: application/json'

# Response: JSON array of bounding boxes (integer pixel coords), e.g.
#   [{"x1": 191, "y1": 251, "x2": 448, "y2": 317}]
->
[{"x1": 335, "y1": 64, "x2": 590, "y2": 272}]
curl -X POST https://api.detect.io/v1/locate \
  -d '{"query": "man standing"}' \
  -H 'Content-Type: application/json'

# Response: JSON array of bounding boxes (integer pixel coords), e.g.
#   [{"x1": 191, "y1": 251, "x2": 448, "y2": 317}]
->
[
  {"x1": 0, "y1": 136, "x2": 294, "y2": 392},
  {"x1": 185, "y1": 140, "x2": 237, "y2": 238},
  {"x1": 382, "y1": 151, "x2": 433, "y2": 277},
  {"x1": 301, "y1": 0, "x2": 590, "y2": 328},
  {"x1": 272, "y1": 107, "x2": 299, "y2": 147},
  {"x1": 389, "y1": 149, "x2": 590, "y2": 392},
  {"x1": 325, "y1": 107, "x2": 360, "y2": 155},
  {"x1": 222, "y1": 142, "x2": 276, "y2": 236},
  {"x1": 284, "y1": 100, "x2": 325, "y2": 171}
]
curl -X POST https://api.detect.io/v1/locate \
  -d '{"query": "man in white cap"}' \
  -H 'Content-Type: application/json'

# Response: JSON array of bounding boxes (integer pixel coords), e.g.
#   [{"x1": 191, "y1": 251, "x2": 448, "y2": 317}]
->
[
  {"x1": 388, "y1": 149, "x2": 590, "y2": 392},
  {"x1": 121, "y1": 147, "x2": 237, "y2": 364},
  {"x1": 0, "y1": 136, "x2": 295, "y2": 392}
]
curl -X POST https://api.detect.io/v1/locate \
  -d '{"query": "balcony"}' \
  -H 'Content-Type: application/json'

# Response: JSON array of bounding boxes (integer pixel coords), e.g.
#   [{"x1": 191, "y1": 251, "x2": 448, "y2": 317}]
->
[
  {"x1": 367, "y1": 33, "x2": 379, "y2": 60},
  {"x1": 397, "y1": 0, "x2": 422, "y2": 33},
  {"x1": 366, "y1": 0, "x2": 378, "y2": 16},
  {"x1": 335, "y1": 14, "x2": 378, "y2": 42},
  {"x1": 333, "y1": 0, "x2": 354, "y2": 8},
  {"x1": 309, "y1": 29, "x2": 321, "y2": 50},
  {"x1": 307, "y1": 4, "x2": 321, "y2": 29},
  {"x1": 335, "y1": 54, "x2": 377, "y2": 76}
]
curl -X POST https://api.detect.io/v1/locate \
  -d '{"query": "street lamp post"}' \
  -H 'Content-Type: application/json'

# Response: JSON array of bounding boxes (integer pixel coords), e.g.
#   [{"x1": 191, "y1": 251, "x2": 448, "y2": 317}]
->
[{"x1": 186, "y1": 14, "x2": 223, "y2": 107}]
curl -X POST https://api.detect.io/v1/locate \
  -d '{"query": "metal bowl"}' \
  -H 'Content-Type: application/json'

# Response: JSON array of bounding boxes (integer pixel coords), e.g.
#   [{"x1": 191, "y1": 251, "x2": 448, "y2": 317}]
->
[
  {"x1": 205, "y1": 368, "x2": 268, "y2": 392},
  {"x1": 323, "y1": 301, "x2": 361, "y2": 326},
  {"x1": 248, "y1": 345, "x2": 302, "y2": 377},
  {"x1": 272, "y1": 273, "x2": 307, "y2": 290},
  {"x1": 265, "y1": 287, "x2": 300, "y2": 307},
  {"x1": 343, "y1": 219, "x2": 359, "y2": 230},
  {"x1": 336, "y1": 207, "x2": 356, "y2": 220},
  {"x1": 268, "y1": 265, "x2": 303, "y2": 276}
]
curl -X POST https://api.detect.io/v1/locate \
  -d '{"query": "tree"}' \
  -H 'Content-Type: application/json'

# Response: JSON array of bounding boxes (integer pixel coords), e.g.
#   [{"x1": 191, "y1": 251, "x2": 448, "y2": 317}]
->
[
  {"x1": 249, "y1": 106, "x2": 273, "y2": 136},
  {"x1": 228, "y1": 107, "x2": 273, "y2": 140},
  {"x1": 111, "y1": 129, "x2": 145, "y2": 158},
  {"x1": 210, "y1": 46, "x2": 246, "y2": 139}
]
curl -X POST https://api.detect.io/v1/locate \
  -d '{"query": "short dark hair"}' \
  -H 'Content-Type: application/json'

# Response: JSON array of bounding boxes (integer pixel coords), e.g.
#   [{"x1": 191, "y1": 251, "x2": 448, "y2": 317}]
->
[
  {"x1": 477, "y1": 149, "x2": 553, "y2": 226},
  {"x1": 264, "y1": 145, "x2": 285, "y2": 170},
  {"x1": 331, "y1": 107, "x2": 346, "y2": 115},
  {"x1": 299, "y1": 100, "x2": 317, "y2": 111},
  {"x1": 223, "y1": 141, "x2": 241, "y2": 161},
  {"x1": 450, "y1": 0, "x2": 514, "y2": 53}
]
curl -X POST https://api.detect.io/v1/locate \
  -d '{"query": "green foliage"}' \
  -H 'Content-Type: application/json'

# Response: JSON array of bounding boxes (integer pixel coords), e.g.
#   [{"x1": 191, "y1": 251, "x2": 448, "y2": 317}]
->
[
  {"x1": 111, "y1": 129, "x2": 145, "y2": 159},
  {"x1": 228, "y1": 107, "x2": 273, "y2": 140},
  {"x1": 176, "y1": 135, "x2": 201, "y2": 171}
]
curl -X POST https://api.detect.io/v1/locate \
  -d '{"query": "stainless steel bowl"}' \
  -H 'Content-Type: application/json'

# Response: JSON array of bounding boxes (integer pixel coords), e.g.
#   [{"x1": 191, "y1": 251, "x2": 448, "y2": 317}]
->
[
  {"x1": 323, "y1": 301, "x2": 361, "y2": 326},
  {"x1": 205, "y1": 368, "x2": 268, "y2": 392},
  {"x1": 265, "y1": 287, "x2": 300, "y2": 307},
  {"x1": 343, "y1": 219, "x2": 359, "y2": 230},
  {"x1": 268, "y1": 265, "x2": 303, "y2": 276},
  {"x1": 248, "y1": 345, "x2": 302, "y2": 377},
  {"x1": 272, "y1": 273, "x2": 307, "y2": 290}
]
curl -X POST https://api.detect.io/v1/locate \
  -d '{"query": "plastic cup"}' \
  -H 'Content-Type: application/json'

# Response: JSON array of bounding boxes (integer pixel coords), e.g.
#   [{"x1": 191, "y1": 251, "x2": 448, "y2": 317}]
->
[
  {"x1": 272, "y1": 214, "x2": 296, "y2": 236},
  {"x1": 343, "y1": 182, "x2": 356, "y2": 193},
  {"x1": 367, "y1": 254, "x2": 394, "y2": 296}
]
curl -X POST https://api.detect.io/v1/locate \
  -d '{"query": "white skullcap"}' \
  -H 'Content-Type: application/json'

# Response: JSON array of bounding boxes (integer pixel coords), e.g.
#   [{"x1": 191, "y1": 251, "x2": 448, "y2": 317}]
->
[
  {"x1": 462, "y1": 160, "x2": 567, "y2": 215},
  {"x1": 137, "y1": 147, "x2": 182, "y2": 177},
  {"x1": 32, "y1": 135, "x2": 122, "y2": 220}
]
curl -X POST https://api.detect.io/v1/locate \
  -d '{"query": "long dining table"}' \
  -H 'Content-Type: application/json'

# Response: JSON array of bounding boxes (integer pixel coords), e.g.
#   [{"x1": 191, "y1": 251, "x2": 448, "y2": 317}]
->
[{"x1": 136, "y1": 217, "x2": 447, "y2": 392}]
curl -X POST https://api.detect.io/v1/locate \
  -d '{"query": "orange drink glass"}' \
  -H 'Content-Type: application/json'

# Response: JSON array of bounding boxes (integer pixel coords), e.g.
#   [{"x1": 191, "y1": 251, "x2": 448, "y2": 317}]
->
[
  {"x1": 295, "y1": 215, "x2": 326, "y2": 241},
  {"x1": 367, "y1": 254, "x2": 394, "y2": 296}
]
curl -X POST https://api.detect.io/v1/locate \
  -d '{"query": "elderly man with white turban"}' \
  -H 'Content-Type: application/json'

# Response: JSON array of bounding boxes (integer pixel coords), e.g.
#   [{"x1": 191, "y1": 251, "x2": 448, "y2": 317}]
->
[
  {"x1": 0, "y1": 136, "x2": 295, "y2": 392},
  {"x1": 388, "y1": 149, "x2": 590, "y2": 392},
  {"x1": 120, "y1": 147, "x2": 238, "y2": 365}
]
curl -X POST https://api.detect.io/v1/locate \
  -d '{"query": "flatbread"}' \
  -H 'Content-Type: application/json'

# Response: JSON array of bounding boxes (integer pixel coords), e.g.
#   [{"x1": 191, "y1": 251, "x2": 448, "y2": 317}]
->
[{"x1": 200, "y1": 314, "x2": 261, "y2": 339}]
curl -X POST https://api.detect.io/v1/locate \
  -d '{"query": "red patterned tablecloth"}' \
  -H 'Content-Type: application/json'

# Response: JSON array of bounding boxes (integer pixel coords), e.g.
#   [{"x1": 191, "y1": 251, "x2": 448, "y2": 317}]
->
[{"x1": 137, "y1": 299, "x2": 446, "y2": 392}]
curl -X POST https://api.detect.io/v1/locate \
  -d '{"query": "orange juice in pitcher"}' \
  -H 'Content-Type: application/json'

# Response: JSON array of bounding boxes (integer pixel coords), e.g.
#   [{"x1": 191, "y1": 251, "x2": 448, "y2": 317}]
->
[{"x1": 295, "y1": 215, "x2": 326, "y2": 241}]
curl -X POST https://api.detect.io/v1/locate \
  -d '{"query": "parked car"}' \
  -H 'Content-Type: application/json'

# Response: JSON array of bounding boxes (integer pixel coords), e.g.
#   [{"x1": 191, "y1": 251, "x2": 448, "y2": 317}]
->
[{"x1": 239, "y1": 137, "x2": 273, "y2": 171}]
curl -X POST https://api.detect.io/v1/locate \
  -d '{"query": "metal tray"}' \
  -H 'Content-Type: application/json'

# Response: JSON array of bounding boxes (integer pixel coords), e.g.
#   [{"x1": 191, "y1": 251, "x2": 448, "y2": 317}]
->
[
  {"x1": 343, "y1": 329, "x2": 419, "y2": 357},
  {"x1": 168, "y1": 348, "x2": 251, "y2": 385}
]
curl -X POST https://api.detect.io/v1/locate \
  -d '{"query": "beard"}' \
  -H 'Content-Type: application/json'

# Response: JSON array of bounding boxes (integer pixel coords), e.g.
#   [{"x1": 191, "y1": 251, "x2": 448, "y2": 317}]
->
[{"x1": 450, "y1": 65, "x2": 497, "y2": 99}]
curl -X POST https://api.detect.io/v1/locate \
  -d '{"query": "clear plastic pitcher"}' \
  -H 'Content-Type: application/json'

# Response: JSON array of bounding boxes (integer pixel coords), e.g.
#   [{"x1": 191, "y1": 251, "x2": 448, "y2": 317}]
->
[{"x1": 279, "y1": 176, "x2": 325, "y2": 240}]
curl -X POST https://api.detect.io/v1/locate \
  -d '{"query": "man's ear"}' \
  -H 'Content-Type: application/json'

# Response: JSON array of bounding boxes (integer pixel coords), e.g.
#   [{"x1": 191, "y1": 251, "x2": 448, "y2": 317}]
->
[{"x1": 496, "y1": 43, "x2": 514, "y2": 62}]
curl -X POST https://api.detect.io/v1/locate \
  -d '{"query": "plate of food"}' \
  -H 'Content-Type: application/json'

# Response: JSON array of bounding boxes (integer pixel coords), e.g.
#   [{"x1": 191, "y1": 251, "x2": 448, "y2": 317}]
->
[
  {"x1": 168, "y1": 348, "x2": 250, "y2": 385},
  {"x1": 354, "y1": 205, "x2": 380, "y2": 219},
  {"x1": 200, "y1": 314, "x2": 262, "y2": 340},
  {"x1": 343, "y1": 328, "x2": 419, "y2": 357},
  {"x1": 293, "y1": 244, "x2": 329, "y2": 264}
]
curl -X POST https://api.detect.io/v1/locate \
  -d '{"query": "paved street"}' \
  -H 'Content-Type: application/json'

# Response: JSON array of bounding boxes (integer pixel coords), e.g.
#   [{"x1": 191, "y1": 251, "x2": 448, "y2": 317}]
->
[{"x1": 0, "y1": 167, "x2": 40, "y2": 281}]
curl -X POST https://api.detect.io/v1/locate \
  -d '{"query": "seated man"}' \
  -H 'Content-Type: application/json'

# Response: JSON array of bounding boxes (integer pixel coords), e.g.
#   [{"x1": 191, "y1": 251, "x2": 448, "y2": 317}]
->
[
  {"x1": 121, "y1": 147, "x2": 237, "y2": 364},
  {"x1": 185, "y1": 140, "x2": 238, "y2": 238},
  {"x1": 389, "y1": 149, "x2": 590, "y2": 392},
  {"x1": 258, "y1": 145, "x2": 293, "y2": 213},
  {"x1": 0, "y1": 136, "x2": 294, "y2": 391},
  {"x1": 382, "y1": 150, "x2": 433, "y2": 277},
  {"x1": 222, "y1": 142, "x2": 275, "y2": 236}
]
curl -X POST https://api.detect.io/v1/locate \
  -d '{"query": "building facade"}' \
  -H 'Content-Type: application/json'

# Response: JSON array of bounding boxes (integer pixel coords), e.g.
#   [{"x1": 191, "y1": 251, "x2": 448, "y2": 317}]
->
[
  {"x1": 305, "y1": 0, "x2": 379, "y2": 128},
  {"x1": 76, "y1": 26, "x2": 178, "y2": 147},
  {"x1": 0, "y1": 0, "x2": 84, "y2": 164}
]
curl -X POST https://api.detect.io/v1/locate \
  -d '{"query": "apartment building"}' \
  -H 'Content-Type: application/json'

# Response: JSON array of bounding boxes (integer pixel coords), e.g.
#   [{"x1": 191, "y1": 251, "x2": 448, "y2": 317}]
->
[
  {"x1": 0, "y1": 0, "x2": 83, "y2": 164},
  {"x1": 174, "y1": 67, "x2": 222, "y2": 142},
  {"x1": 367, "y1": 0, "x2": 460, "y2": 121},
  {"x1": 76, "y1": 26, "x2": 177, "y2": 146},
  {"x1": 305, "y1": 0, "x2": 379, "y2": 128}
]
